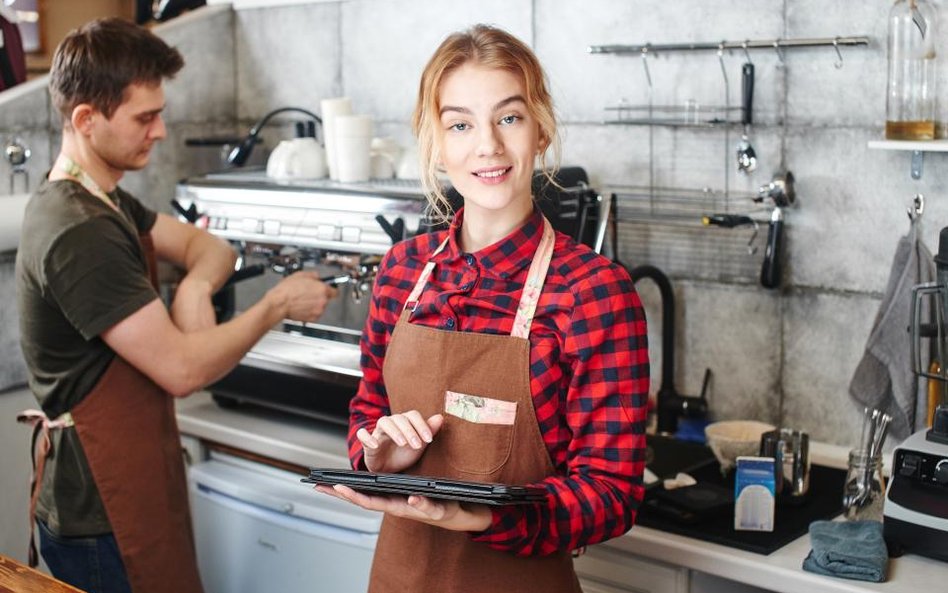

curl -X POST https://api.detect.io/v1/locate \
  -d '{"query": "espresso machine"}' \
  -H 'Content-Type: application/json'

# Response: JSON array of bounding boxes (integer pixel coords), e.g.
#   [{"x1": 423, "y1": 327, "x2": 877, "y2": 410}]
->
[{"x1": 173, "y1": 168, "x2": 606, "y2": 425}]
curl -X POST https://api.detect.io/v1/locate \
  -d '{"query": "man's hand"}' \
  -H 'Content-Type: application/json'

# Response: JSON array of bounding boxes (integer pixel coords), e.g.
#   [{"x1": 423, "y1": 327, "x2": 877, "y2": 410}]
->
[{"x1": 266, "y1": 271, "x2": 338, "y2": 322}]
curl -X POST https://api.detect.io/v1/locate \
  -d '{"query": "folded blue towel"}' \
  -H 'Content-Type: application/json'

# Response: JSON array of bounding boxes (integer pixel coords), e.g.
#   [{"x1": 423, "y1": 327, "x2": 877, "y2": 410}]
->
[{"x1": 802, "y1": 520, "x2": 887, "y2": 582}]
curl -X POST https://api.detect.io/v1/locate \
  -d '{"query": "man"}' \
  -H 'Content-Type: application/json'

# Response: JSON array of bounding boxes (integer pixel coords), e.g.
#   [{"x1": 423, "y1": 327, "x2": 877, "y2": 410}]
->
[{"x1": 15, "y1": 18, "x2": 336, "y2": 593}]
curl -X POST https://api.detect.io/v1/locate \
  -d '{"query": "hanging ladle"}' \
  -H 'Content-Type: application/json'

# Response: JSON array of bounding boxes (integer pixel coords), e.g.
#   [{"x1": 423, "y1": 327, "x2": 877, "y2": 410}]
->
[{"x1": 736, "y1": 60, "x2": 757, "y2": 174}]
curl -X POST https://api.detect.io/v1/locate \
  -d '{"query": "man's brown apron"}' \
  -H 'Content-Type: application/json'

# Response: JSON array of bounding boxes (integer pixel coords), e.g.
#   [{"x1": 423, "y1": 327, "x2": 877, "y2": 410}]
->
[
  {"x1": 368, "y1": 217, "x2": 582, "y2": 593},
  {"x1": 20, "y1": 233, "x2": 204, "y2": 593}
]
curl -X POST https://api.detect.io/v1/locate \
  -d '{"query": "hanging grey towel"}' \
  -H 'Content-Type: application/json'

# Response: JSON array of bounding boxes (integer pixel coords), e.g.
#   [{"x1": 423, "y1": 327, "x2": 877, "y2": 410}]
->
[
  {"x1": 849, "y1": 223, "x2": 935, "y2": 440},
  {"x1": 849, "y1": 223, "x2": 935, "y2": 439}
]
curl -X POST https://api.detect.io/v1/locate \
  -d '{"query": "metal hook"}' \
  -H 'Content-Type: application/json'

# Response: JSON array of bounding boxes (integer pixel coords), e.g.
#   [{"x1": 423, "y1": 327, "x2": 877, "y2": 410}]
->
[
  {"x1": 833, "y1": 37, "x2": 843, "y2": 69},
  {"x1": 907, "y1": 193, "x2": 924, "y2": 222},
  {"x1": 773, "y1": 39, "x2": 785, "y2": 63},
  {"x1": 717, "y1": 42, "x2": 729, "y2": 86},
  {"x1": 742, "y1": 40, "x2": 753, "y2": 65},
  {"x1": 640, "y1": 45, "x2": 653, "y2": 89}
]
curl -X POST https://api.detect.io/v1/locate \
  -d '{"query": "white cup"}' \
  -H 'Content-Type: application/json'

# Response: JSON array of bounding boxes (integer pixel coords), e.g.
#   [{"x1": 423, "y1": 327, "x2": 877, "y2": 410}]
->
[
  {"x1": 334, "y1": 114, "x2": 373, "y2": 183},
  {"x1": 266, "y1": 138, "x2": 326, "y2": 180},
  {"x1": 320, "y1": 97, "x2": 353, "y2": 180}
]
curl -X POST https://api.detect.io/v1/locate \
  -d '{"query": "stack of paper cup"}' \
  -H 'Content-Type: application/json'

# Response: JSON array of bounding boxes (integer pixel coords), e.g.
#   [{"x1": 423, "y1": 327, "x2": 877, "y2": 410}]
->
[
  {"x1": 334, "y1": 114, "x2": 373, "y2": 183},
  {"x1": 320, "y1": 97, "x2": 353, "y2": 181}
]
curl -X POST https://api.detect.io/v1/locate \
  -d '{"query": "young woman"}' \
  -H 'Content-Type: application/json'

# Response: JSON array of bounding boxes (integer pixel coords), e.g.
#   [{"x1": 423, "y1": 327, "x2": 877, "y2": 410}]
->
[{"x1": 316, "y1": 24, "x2": 649, "y2": 593}]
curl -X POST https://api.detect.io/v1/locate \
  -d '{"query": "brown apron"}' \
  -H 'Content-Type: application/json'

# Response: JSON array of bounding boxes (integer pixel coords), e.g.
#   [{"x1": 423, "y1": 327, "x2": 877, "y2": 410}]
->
[
  {"x1": 368, "y1": 217, "x2": 582, "y2": 593},
  {"x1": 20, "y1": 233, "x2": 204, "y2": 593}
]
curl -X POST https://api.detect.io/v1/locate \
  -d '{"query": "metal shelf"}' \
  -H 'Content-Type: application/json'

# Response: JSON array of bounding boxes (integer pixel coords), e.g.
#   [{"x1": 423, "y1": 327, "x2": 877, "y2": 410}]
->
[
  {"x1": 589, "y1": 36, "x2": 870, "y2": 56},
  {"x1": 868, "y1": 139, "x2": 948, "y2": 180}
]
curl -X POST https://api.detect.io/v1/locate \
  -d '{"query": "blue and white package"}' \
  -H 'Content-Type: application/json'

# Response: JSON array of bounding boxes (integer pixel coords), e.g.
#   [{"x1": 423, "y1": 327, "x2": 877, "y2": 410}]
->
[{"x1": 734, "y1": 456, "x2": 776, "y2": 532}]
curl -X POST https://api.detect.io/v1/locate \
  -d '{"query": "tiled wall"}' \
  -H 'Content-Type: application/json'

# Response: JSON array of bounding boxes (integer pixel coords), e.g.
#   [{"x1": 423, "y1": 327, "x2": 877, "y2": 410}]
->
[
  {"x1": 229, "y1": 0, "x2": 948, "y2": 448},
  {"x1": 3, "y1": 1, "x2": 948, "y2": 448}
]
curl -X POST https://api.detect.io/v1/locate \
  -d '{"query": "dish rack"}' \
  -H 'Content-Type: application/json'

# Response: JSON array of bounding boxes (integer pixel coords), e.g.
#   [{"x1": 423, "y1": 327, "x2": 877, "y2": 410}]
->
[{"x1": 609, "y1": 185, "x2": 766, "y2": 284}]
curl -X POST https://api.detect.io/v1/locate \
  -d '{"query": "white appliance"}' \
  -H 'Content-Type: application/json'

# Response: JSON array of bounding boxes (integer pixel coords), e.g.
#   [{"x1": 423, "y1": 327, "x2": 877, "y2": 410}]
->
[
  {"x1": 188, "y1": 452, "x2": 382, "y2": 593},
  {"x1": 883, "y1": 422, "x2": 948, "y2": 563}
]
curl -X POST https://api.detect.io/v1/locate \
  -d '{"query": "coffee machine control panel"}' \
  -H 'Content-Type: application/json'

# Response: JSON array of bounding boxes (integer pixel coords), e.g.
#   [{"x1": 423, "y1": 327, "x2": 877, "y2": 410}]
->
[{"x1": 175, "y1": 174, "x2": 428, "y2": 255}]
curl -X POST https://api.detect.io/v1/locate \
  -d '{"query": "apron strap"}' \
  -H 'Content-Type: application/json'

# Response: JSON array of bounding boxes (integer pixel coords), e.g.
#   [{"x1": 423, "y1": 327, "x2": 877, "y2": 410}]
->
[
  {"x1": 404, "y1": 217, "x2": 556, "y2": 341},
  {"x1": 510, "y1": 217, "x2": 555, "y2": 340},
  {"x1": 16, "y1": 409, "x2": 74, "y2": 567},
  {"x1": 404, "y1": 235, "x2": 451, "y2": 311}
]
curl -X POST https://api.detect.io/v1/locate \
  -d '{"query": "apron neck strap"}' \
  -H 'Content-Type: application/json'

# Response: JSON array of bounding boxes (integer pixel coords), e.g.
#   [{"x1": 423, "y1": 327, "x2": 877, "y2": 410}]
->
[
  {"x1": 55, "y1": 154, "x2": 120, "y2": 212},
  {"x1": 404, "y1": 217, "x2": 555, "y2": 339}
]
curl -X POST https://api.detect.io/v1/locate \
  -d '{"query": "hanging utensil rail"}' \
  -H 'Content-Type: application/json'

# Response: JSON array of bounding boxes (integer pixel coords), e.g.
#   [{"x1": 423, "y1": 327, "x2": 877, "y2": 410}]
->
[{"x1": 589, "y1": 36, "x2": 870, "y2": 56}]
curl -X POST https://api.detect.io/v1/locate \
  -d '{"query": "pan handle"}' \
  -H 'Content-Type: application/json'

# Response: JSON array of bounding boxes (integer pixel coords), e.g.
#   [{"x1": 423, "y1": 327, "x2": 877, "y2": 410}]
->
[
  {"x1": 760, "y1": 208, "x2": 783, "y2": 289},
  {"x1": 741, "y1": 62, "x2": 754, "y2": 126}
]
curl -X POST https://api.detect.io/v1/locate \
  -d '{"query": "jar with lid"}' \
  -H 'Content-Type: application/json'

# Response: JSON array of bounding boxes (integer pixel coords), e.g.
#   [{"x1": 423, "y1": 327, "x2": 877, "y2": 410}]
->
[
  {"x1": 886, "y1": 0, "x2": 938, "y2": 140},
  {"x1": 842, "y1": 450, "x2": 886, "y2": 522}
]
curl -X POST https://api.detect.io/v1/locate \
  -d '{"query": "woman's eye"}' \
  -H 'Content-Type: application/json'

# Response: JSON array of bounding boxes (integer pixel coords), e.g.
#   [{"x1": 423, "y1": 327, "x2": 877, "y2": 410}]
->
[
  {"x1": 449, "y1": 122, "x2": 469, "y2": 132},
  {"x1": 499, "y1": 114, "x2": 519, "y2": 125}
]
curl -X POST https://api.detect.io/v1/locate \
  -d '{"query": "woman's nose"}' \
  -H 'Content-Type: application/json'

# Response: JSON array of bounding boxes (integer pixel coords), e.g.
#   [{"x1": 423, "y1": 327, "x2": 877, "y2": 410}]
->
[{"x1": 475, "y1": 125, "x2": 503, "y2": 157}]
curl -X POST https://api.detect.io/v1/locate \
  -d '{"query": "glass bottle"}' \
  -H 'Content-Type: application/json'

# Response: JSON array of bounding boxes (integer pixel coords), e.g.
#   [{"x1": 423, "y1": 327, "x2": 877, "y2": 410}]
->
[
  {"x1": 842, "y1": 450, "x2": 886, "y2": 522},
  {"x1": 886, "y1": 0, "x2": 938, "y2": 140}
]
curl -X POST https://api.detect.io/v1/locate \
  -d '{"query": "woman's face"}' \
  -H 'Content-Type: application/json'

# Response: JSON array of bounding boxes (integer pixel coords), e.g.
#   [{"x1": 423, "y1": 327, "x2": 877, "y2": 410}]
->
[{"x1": 437, "y1": 62, "x2": 540, "y2": 219}]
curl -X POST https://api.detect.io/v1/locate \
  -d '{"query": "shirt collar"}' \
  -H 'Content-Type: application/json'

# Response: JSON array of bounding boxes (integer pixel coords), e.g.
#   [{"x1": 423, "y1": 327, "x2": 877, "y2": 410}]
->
[{"x1": 438, "y1": 206, "x2": 545, "y2": 280}]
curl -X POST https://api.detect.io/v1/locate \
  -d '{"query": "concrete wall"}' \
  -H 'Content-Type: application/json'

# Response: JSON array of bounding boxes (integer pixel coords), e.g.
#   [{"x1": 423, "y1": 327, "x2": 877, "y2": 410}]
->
[
  {"x1": 229, "y1": 0, "x2": 948, "y2": 449},
  {"x1": 2, "y1": 1, "x2": 946, "y2": 452}
]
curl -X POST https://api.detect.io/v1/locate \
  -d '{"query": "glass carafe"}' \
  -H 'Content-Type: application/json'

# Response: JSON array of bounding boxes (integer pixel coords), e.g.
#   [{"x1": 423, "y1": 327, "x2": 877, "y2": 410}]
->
[{"x1": 886, "y1": 0, "x2": 938, "y2": 140}]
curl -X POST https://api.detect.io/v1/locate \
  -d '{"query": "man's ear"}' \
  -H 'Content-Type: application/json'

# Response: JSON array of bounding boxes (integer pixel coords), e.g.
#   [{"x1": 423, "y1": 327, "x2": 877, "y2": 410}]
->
[{"x1": 70, "y1": 104, "x2": 97, "y2": 135}]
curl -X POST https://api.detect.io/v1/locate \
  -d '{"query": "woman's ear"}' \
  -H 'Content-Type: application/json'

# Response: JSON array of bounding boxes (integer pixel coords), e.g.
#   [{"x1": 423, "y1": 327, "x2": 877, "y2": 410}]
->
[{"x1": 69, "y1": 104, "x2": 96, "y2": 135}]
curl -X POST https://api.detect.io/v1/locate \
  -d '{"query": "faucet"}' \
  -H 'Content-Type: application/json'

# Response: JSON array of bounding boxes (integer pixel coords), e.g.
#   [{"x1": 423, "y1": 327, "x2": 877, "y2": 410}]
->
[
  {"x1": 628, "y1": 264, "x2": 709, "y2": 435},
  {"x1": 4, "y1": 136, "x2": 31, "y2": 193}
]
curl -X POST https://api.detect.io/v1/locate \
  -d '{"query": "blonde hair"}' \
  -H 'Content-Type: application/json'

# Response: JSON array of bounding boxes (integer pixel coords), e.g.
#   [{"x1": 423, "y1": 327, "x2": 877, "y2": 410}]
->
[{"x1": 411, "y1": 24, "x2": 561, "y2": 224}]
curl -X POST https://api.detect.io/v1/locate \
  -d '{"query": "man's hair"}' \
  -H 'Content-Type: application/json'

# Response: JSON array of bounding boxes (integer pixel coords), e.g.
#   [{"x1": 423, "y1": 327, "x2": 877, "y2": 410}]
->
[{"x1": 49, "y1": 17, "x2": 184, "y2": 121}]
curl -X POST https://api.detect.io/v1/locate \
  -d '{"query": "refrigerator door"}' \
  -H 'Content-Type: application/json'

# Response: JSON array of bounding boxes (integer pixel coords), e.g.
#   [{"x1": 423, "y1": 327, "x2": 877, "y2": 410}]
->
[{"x1": 188, "y1": 453, "x2": 381, "y2": 593}]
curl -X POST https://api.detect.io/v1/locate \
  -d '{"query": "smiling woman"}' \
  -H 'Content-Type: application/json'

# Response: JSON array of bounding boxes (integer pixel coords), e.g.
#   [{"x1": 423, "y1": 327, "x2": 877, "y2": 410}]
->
[{"x1": 315, "y1": 23, "x2": 650, "y2": 593}]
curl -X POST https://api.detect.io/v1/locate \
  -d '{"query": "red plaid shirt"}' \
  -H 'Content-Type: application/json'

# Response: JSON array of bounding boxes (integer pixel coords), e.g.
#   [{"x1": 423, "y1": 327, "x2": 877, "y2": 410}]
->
[{"x1": 349, "y1": 207, "x2": 649, "y2": 556}]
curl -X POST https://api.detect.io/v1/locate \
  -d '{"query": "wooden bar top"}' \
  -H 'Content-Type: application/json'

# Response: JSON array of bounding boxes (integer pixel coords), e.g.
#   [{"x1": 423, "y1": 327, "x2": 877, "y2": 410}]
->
[{"x1": 0, "y1": 555, "x2": 85, "y2": 593}]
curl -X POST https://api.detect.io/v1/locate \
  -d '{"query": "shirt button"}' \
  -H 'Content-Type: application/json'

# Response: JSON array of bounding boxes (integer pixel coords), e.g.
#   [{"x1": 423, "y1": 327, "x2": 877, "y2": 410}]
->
[
  {"x1": 459, "y1": 282, "x2": 473, "y2": 291},
  {"x1": 464, "y1": 254, "x2": 476, "y2": 266},
  {"x1": 444, "y1": 318, "x2": 456, "y2": 329}
]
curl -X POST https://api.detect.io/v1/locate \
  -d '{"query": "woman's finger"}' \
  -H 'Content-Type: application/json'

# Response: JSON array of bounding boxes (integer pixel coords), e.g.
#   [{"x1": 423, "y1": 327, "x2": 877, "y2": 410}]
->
[
  {"x1": 386, "y1": 414, "x2": 425, "y2": 449},
  {"x1": 374, "y1": 416, "x2": 409, "y2": 447},
  {"x1": 402, "y1": 410, "x2": 434, "y2": 443},
  {"x1": 356, "y1": 427, "x2": 379, "y2": 449}
]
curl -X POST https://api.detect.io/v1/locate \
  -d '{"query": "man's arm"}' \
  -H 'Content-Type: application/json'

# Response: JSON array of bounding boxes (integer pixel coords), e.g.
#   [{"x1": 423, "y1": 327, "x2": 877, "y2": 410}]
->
[
  {"x1": 150, "y1": 213, "x2": 237, "y2": 332},
  {"x1": 101, "y1": 270, "x2": 334, "y2": 397}
]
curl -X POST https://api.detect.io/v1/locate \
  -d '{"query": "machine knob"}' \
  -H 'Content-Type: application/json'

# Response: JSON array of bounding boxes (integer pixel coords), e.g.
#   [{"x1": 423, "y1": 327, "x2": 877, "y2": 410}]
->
[
  {"x1": 899, "y1": 454, "x2": 920, "y2": 478},
  {"x1": 934, "y1": 460, "x2": 948, "y2": 485}
]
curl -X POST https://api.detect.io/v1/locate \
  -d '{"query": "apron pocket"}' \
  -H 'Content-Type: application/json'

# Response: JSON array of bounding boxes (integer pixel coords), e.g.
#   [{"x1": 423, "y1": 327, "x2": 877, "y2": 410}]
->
[{"x1": 440, "y1": 391, "x2": 517, "y2": 476}]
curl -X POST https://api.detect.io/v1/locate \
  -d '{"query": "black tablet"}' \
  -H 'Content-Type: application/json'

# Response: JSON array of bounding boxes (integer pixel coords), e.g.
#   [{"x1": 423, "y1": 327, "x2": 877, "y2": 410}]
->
[{"x1": 302, "y1": 468, "x2": 548, "y2": 506}]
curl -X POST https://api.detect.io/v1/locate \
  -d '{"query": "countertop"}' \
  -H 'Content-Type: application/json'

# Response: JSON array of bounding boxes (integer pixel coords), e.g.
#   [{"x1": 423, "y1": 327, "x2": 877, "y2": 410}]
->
[{"x1": 176, "y1": 392, "x2": 947, "y2": 593}]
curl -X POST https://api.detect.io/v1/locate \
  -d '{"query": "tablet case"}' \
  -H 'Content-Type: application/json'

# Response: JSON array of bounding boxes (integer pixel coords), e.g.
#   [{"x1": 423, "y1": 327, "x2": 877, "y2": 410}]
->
[{"x1": 301, "y1": 469, "x2": 548, "y2": 506}]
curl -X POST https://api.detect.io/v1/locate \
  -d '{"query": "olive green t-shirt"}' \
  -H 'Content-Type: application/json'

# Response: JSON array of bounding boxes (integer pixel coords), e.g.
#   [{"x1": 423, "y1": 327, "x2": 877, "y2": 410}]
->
[{"x1": 16, "y1": 178, "x2": 159, "y2": 536}]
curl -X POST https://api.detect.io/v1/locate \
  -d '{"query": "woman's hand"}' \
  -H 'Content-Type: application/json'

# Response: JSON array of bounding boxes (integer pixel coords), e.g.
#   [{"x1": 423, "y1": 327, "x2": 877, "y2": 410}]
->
[
  {"x1": 358, "y1": 411, "x2": 444, "y2": 474},
  {"x1": 315, "y1": 484, "x2": 493, "y2": 532}
]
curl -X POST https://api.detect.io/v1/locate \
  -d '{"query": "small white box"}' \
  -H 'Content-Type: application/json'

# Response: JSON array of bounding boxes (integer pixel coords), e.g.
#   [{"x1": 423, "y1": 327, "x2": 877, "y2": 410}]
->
[{"x1": 734, "y1": 456, "x2": 775, "y2": 532}]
